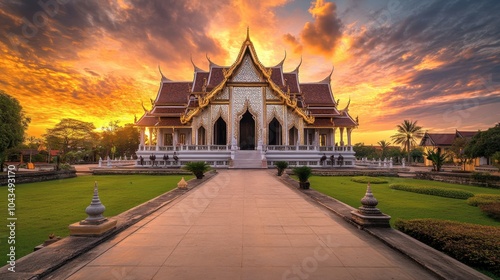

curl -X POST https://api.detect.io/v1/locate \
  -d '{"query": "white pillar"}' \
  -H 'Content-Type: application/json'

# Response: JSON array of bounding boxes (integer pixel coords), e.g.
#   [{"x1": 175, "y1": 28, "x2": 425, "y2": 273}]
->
[
  {"x1": 347, "y1": 128, "x2": 352, "y2": 147},
  {"x1": 140, "y1": 128, "x2": 145, "y2": 146},
  {"x1": 332, "y1": 128, "x2": 336, "y2": 147},
  {"x1": 155, "y1": 128, "x2": 160, "y2": 151},
  {"x1": 340, "y1": 127, "x2": 345, "y2": 146}
]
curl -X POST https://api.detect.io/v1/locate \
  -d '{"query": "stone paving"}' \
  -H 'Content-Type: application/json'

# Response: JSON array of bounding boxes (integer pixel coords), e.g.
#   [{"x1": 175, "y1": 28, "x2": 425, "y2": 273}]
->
[{"x1": 61, "y1": 170, "x2": 437, "y2": 280}]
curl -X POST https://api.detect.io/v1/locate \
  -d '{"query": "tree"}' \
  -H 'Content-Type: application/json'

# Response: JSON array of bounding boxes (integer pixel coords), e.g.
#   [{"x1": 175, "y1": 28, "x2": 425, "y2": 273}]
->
[
  {"x1": 377, "y1": 140, "x2": 391, "y2": 159},
  {"x1": 0, "y1": 91, "x2": 30, "y2": 171},
  {"x1": 353, "y1": 143, "x2": 378, "y2": 159},
  {"x1": 464, "y1": 125, "x2": 500, "y2": 160},
  {"x1": 424, "y1": 149, "x2": 447, "y2": 172},
  {"x1": 98, "y1": 121, "x2": 139, "y2": 159},
  {"x1": 44, "y1": 118, "x2": 98, "y2": 158},
  {"x1": 391, "y1": 120, "x2": 424, "y2": 162},
  {"x1": 450, "y1": 137, "x2": 473, "y2": 170}
]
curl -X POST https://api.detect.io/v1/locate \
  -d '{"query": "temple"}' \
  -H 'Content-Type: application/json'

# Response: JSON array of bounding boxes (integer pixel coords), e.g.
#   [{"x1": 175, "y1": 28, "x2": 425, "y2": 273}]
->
[{"x1": 135, "y1": 30, "x2": 358, "y2": 168}]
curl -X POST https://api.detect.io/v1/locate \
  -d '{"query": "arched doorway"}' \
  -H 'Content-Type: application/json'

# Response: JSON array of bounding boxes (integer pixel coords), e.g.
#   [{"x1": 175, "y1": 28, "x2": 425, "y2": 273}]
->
[
  {"x1": 197, "y1": 126, "x2": 206, "y2": 145},
  {"x1": 213, "y1": 117, "x2": 227, "y2": 145},
  {"x1": 239, "y1": 111, "x2": 255, "y2": 150},
  {"x1": 268, "y1": 118, "x2": 282, "y2": 145}
]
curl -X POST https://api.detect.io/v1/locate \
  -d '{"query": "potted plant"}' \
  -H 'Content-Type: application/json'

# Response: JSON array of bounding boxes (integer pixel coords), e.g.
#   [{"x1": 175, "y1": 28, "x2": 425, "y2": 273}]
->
[
  {"x1": 184, "y1": 161, "x2": 210, "y2": 179},
  {"x1": 274, "y1": 161, "x2": 289, "y2": 176},
  {"x1": 293, "y1": 166, "x2": 312, "y2": 189}
]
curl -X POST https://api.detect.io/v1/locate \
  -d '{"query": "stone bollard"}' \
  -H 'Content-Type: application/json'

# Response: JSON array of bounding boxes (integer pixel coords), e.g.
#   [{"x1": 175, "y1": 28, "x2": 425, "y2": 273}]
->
[
  {"x1": 177, "y1": 177, "x2": 188, "y2": 189},
  {"x1": 69, "y1": 181, "x2": 117, "y2": 236},
  {"x1": 350, "y1": 183, "x2": 391, "y2": 228}
]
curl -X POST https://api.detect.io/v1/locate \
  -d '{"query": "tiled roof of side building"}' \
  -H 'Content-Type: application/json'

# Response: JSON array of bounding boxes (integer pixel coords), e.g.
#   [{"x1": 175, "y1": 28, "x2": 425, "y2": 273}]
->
[
  {"x1": 422, "y1": 133, "x2": 456, "y2": 146},
  {"x1": 283, "y1": 73, "x2": 300, "y2": 93},
  {"x1": 299, "y1": 84, "x2": 335, "y2": 105},
  {"x1": 156, "y1": 82, "x2": 191, "y2": 104},
  {"x1": 332, "y1": 117, "x2": 357, "y2": 127},
  {"x1": 456, "y1": 131, "x2": 478, "y2": 138},
  {"x1": 192, "y1": 72, "x2": 209, "y2": 92}
]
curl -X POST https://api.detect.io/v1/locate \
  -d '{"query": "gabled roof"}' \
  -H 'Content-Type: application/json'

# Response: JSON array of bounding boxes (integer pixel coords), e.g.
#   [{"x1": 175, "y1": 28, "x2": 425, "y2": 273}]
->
[
  {"x1": 155, "y1": 82, "x2": 191, "y2": 105},
  {"x1": 180, "y1": 30, "x2": 314, "y2": 125},
  {"x1": 456, "y1": 130, "x2": 477, "y2": 139},
  {"x1": 300, "y1": 83, "x2": 335, "y2": 105},
  {"x1": 420, "y1": 132, "x2": 455, "y2": 147}
]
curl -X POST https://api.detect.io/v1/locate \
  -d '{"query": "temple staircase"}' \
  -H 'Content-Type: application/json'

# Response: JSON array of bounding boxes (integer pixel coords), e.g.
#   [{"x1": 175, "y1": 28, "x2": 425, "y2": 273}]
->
[{"x1": 231, "y1": 150, "x2": 266, "y2": 169}]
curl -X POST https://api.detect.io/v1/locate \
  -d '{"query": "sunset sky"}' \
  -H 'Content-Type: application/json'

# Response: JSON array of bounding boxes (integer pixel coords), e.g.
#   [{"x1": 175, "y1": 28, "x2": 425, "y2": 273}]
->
[{"x1": 1, "y1": 0, "x2": 499, "y2": 145}]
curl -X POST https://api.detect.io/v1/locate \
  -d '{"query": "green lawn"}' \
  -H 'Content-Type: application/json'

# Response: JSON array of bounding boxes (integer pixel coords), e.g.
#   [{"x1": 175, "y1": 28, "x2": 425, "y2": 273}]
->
[
  {"x1": 0, "y1": 174, "x2": 192, "y2": 264},
  {"x1": 309, "y1": 176, "x2": 500, "y2": 226}
]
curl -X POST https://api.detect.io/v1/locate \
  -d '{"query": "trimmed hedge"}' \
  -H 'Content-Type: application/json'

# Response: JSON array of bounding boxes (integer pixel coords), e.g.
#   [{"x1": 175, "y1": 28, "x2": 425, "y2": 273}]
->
[
  {"x1": 467, "y1": 194, "x2": 500, "y2": 206},
  {"x1": 389, "y1": 184, "x2": 474, "y2": 199},
  {"x1": 395, "y1": 219, "x2": 500, "y2": 277},
  {"x1": 479, "y1": 203, "x2": 500, "y2": 221},
  {"x1": 351, "y1": 176, "x2": 388, "y2": 184}
]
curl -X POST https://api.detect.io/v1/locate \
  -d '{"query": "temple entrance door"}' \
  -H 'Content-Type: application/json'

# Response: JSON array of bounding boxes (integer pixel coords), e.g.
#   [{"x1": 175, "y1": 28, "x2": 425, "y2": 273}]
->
[
  {"x1": 239, "y1": 111, "x2": 255, "y2": 150},
  {"x1": 268, "y1": 118, "x2": 282, "y2": 145},
  {"x1": 213, "y1": 117, "x2": 227, "y2": 145}
]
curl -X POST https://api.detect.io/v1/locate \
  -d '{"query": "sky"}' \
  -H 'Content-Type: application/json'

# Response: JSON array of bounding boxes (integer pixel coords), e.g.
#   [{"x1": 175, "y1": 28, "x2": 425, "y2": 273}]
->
[{"x1": 0, "y1": 0, "x2": 499, "y2": 145}]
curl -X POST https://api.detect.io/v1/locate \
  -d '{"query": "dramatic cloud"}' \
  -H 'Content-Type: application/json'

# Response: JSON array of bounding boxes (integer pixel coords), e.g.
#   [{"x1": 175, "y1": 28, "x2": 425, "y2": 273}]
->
[
  {"x1": 284, "y1": 0, "x2": 343, "y2": 57},
  {"x1": 0, "y1": 0, "x2": 498, "y2": 144}
]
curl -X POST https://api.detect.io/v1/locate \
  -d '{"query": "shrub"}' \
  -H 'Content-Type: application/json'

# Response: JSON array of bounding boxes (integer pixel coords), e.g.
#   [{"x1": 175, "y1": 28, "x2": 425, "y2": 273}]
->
[
  {"x1": 471, "y1": 172, "x2": 492, "y2": 182},
  {"x1": 389, "y1": 183, "x2": 474, "y2": 199},
  {"x1": 274, "y1": 161, "x2": 289, "y2": 176},
  {"x1": 479, "y1": 203, "x2": 500, "y2": 221},
  {"x1": 351, "y1": 176, "x2": 388, "y2": 184},
  {"x1": 293, "y1": 166, "x2": 312, "y2": 182},
  {"x1": 395, "y1": 219, "x2": 500, "y2": 277},
  {"x1": 183, "y1": 161, "x2": 210, "y2": 179},
  {"x1": 467, "y1": 194, "x2": 500, "y2": 206}
]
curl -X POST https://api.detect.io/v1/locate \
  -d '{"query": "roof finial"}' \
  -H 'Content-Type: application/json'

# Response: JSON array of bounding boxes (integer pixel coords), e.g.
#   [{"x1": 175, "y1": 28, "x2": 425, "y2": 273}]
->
[
  {"x1": 190, "y1": 55, "x2": 204, "y2": 72},
  {"x1": 158, "y1": 65, "x2": 170, "y2": 82},
  {"x1": 318, "y1": 65, "x2": 334, "y2": 83},
  {"x1": 246, "y1": 26, "x2": 250, "y2": 41},
  {"x1": 292, "y1": 56, "x2": 303, "y2": 73},
  {"x1": 342, "y1": 97, "x2": 351, "y2": 112},
  {"x1": 141, "y1": 101, "x2": 149, "y2": 113}
]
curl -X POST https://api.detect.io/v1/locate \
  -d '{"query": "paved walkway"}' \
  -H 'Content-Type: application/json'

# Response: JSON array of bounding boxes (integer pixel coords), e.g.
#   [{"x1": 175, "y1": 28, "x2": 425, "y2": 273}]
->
[{"x1": 60, "y1": 170, "x2": 436, "y2": 280}]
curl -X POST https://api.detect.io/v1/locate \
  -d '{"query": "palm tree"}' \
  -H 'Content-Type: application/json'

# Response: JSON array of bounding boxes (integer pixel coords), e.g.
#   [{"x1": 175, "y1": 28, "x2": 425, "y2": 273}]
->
[
  {"x1": 424, "y1": 149, "x2": 447, "y2": 172},
  {"x1": 377, "y1": 140, "x2": 391, "y2": 159},
  {"x1": 391, "y1": 120, "x2": 424, "y2": 162}
]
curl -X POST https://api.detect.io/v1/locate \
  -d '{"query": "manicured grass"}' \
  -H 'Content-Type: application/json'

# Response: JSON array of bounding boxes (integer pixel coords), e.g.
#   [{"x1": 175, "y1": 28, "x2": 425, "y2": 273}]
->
[
  {"x1": 309, "y1": 176, "x2": 500, "y2": 227},
  {"x1": 0, "y1": 174, "x2": 192, "y2": 264}
]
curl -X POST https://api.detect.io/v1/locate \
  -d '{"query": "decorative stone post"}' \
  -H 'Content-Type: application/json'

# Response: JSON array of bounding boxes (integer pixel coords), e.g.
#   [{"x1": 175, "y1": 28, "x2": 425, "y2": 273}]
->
[
  {"x1": 351, "y1": 183, "x2": 391, "y2": 228},
  {"x1": 69, "y1": 182, "x2": 117, "y2": 236},
  {"x1": 98, "y1": 157, "x2": 102, "y2": 167},
  {"x1": 177, "y1": 177, "x2": 188, "y2": 189}
]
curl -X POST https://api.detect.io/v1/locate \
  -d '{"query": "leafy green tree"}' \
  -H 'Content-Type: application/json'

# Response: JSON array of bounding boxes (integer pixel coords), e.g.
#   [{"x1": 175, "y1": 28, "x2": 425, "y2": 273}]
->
[
  {"x1": 450, "y1": 137, "x2": 473, "y2": 170},
  {"x1": 424, "y1": 149, "x2": 447, "y2": 172},
  {"x1": 410, "y1": 147, "x2": 424, "y2": 163},
  {"x1": 44, "y1": 118, "x2": 98, "y2": 157},
  {"x1": 0, "y1": 91, "x2": 30, "y2": 171},
  {"x1": 377, "y1": 140, "x2": 391, "y2": 159},
  {"x1": 99, "y1": 121, "x2": 139, "y2": 158},
  {"x1": 353, "y1": 143, "x2": 379, "y2": 159},
  {"x1": 391, "y1": 120, "x2": 424, "y2": 162},
  {"x1": 464, "y1": 125, "x2": 500, "y2": 160}
]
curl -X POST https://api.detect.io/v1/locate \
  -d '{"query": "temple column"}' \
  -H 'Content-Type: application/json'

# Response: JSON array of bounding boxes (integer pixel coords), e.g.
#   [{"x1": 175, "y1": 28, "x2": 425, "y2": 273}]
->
[
  {"x1": 173, "y1": 129, "x2": 178, "y2": 148},
  {"x1": 340, "y1": 127, "x2": 345, "y2": 147},
  {"x1": 332, "y1": 128, "x2": 337, "y2": 147},
  {"x1": 147, "y1": 127, "x2": 152, "y2": 148},
  {"x1": 155, "y1": 127, "x2": 160, "y2": 151},
  {"x1": 347, "y1": 127, "x2": 353, "y2": 147},
  {"x1": 315, "y1": 130, "x2": 319, "y2": 147},
  {"x1": 140, "y1": 128, "x2": 145, "y2": 147}
]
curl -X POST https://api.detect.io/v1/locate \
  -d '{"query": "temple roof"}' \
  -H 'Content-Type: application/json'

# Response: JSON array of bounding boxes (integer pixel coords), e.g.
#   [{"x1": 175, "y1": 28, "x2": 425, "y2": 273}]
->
[{"x1": 136, "y1": 30, "x2": 358, "y2": 129}]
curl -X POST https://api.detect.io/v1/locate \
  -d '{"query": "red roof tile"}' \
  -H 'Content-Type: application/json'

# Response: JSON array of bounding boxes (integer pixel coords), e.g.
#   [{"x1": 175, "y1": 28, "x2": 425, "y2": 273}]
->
[
  {"x1": 192, "y1": 72, "x2": 209, "y2": 92},
  {"x1": 135, "y1": 114, "x2": 158, "y2": 126},
  {"x1": 156, "y1": 82, "x2": 190, "y2": 104},
  {"x1": 208, "y1": 67, "x2": 224, "y2": 87},
  {"x1": 283, "y1": 73, "x2": 300, "y2": 93},
  {"x1": 300, "y1": 84, "x2": 335, "y2": 105},
  {"x1": 270, "y1": 67, "x2": 284, "y2": 87},
  {"x1": 150, "y1": 107, "x2": 185, "y2": 115},
  {"x1": 309, "y1": 108, "x2": 339, "y2": 116},
  {"x1": 308, "y1": 118, "x2": 333, "y2": 127},
  {"x1": 422, "y1": 133, "x2": 455, "y2": 146},
  {"x1": 456, "y1": 131, "x2": 477, "y2": 138},
  {"x1": 332, "y1": 117, "x2": 357, "y2": 127},
  {"x1": 157, "y1": 117, "x2": 185, "y2": 127}
]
